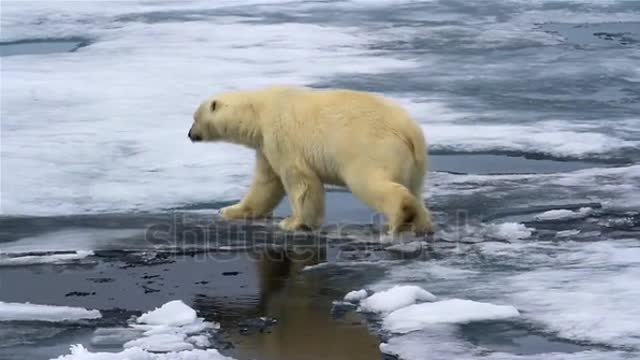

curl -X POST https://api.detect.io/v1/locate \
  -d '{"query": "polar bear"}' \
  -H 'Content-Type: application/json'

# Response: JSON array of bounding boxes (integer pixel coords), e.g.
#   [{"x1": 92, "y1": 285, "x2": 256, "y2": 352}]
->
[{"x1": 188, "y1": 86, "x2": 434, "y2": 234}]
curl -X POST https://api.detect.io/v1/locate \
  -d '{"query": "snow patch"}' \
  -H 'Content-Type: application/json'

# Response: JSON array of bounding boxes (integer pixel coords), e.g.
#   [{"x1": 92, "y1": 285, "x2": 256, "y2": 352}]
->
[
  {"x1": 0, "y1": 250, "x2": 94, "y2": 266},
  {"x1": 52, "y1": 345, "x2": 234, "y2": 360},
  {"x1": 535, "y1": 207, "x2": 592, "y2": 221},
  {"x1": 383, "y1": 299, "x2": 520, "y2": 334},
  {"x1": 55, "y1": 300, "x2": 224, "y2": 359},
  {"x1": 344, "y1": 289, "x2": 368, "y2": 303},
  {"x1": 0, "y1": 302, "x2": 101, "y2": 322},
  {"x1": 136, "y1": 300, "x2": 197, "y2": 327},
  {"x1": 359, "y1": 285, "x2": 436, "y2": 314},
  {"x1": 490, "y1": 223, "x2": 534, "y2": 240},
  {"x1": 385, "y1": 241, "x2": 425, "y2": 253}
]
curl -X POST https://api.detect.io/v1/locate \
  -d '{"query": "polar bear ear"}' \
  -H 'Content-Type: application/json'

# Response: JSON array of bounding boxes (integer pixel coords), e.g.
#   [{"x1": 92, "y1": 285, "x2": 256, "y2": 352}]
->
[{"x1": 210, "y1": 100, "x2": 217, "y2": 112}]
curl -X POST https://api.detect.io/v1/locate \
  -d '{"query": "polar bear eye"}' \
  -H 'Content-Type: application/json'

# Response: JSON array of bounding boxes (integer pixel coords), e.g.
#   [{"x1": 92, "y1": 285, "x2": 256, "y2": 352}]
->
[{"x1": 210, "y1": 100, "x2": 217, "y2": 112}]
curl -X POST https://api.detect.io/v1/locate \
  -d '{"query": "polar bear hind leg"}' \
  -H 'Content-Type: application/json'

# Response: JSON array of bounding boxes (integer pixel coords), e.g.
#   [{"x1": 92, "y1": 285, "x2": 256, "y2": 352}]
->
[{"x1": 347, "y1": 174, "x2": 433, "y2": 234}]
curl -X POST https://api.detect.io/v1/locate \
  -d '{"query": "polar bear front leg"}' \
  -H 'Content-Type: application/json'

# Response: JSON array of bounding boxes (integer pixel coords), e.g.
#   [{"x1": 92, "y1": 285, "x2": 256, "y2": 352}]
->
[
  {"x1": 221, "y1": 152, "x2": 285, "y2": 220},
  {"x1": 279, "y1": 168, "x2": 325, "y2": 231}
]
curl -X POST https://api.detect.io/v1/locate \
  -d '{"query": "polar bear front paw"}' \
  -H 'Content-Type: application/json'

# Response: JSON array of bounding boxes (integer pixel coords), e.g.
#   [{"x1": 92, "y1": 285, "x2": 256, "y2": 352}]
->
[
  {"x1": 278, "y1": 217, "x2": 314, "y2": 232},
  {"x1": 220, "y1": 204, "x2": 254, "y2": 219}
]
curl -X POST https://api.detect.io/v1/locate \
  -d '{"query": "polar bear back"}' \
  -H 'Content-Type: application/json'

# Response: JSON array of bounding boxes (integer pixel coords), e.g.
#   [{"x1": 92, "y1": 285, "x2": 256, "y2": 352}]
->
[{"x1": 257, "y1": 87, "x2": 427, "y2": 188}]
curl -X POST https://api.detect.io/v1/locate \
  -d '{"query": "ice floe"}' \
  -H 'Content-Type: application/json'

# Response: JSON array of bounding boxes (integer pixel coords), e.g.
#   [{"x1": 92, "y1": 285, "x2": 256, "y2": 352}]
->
[
  {"x1": 52, "y1": 345, "x2": 234, "y2": 360},
  {"x1": 54, "y1": 300, "x2": 226, "y2": 359},
  {"x1": 0, "y1": 302, "x2": 101, "y2": 322},
  {"x1": 535, "y1": 207, "x2": 592, "y2": 221},
  {"x1": 359, "y1": 285, "x2": 437, "y2": 314},
  {"x1": 489, "y1": 222, "x2": 534, "y2": 241},
  {"x1": 344, "y1": 289, "x2": 368, "y2": 303},
  {"x1": 383, "y1": 299, "x2": 520, "y2": 334},
  {"x1": 0, "y1": 250, "x2": 94, "y2": 266}
]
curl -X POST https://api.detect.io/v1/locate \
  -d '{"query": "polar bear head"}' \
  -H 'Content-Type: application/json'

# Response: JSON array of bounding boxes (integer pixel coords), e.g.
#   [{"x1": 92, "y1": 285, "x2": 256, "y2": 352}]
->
[{"x1": 188, "y1": 92, "x2": 261, "y2": 147}]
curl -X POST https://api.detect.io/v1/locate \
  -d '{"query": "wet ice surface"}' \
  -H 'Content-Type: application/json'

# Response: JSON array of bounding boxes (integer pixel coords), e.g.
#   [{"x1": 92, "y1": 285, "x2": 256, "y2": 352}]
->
[
  {"x1": 0, "y1": 39, "x2": 89, "y2": 57},
  {"x1": 2, "y1": 0, "x2": 640, "y2": 359}
]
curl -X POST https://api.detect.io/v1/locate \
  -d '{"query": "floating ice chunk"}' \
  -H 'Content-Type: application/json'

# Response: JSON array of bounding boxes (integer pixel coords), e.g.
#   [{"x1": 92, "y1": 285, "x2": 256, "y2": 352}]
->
[
  {"x1": 555, "y1": 229, "x2": 581, "y2": 238},
  {"x1": 385, "y1": 241, "x2": 425, "y2": 253},
  {"x1": 344, "y1": 289, "x2": 368, "y2": 303},
  {"x1": 360, "y1": 285, "x2": 437, "y2": 314},
  {"x1": 137, "y1": 300, "x2": 197, "y2": 327},
  {"x1": 383, "y1": 299, "x2": 520, "y2": 334},
  {"x1": 535, "y1": 207, "x2": 592, "y2": 221},
  {"x1": 91, "y1": 328, "x2": 141, "y2": 347},
  {"x1": 122, "y1": 301, "x2": 218, "y2": 352},
  {"x1": 52, "y1": 344, "x2": 235, "y2": 360},
  {"x1": 187, "y1": 335, "x2": 211, "y2": 348},
  {"x1": 490, "y1": 222, "x2": 533, "y2": 240},
  {"x1": 124, "y1": 333, "x2": 193, "y2": 353},
  {"x1": 0, "y1": 301, "x2": 101, "y2": 321},
  {"x1": 0, "y1": 250, "x2": 94, "y2": 266},
  {"x1": 58, "y1": 300, "x2": 224, "y2": 359}
]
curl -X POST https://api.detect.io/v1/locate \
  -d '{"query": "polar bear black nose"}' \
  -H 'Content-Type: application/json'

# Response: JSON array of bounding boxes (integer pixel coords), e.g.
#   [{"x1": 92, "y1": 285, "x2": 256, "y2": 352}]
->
[{"x1": 188, "y1": 129, "x2": 202, "y2": 142}]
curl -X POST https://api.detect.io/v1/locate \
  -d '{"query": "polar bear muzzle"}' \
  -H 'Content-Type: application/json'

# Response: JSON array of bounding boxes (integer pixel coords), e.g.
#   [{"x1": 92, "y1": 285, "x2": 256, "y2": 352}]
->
[{"x1": 187, "y1": 127, "x2": 203, "y2": 142}]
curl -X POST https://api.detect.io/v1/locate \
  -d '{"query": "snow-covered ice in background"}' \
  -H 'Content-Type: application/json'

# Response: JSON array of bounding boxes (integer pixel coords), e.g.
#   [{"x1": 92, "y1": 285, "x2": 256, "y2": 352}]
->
[
  {"x1": 0, "y1": 250, "x2": 94, "y2": 266},
  {"x1": 424, "y1": 123, "x2": 636, "y2": 159},
  {"x1": 555, "y1": 229, "x2": 581, "y2": 238},
  {"x1": 0, "y1": 302, "x2": 101, "y2": 322},
  {"x1": 535, "y1": 207, "x2": 592, "y2": 221},
  {"x1": 0, "y1": 1, "x2": 416, "y2": 216},
  {"x1": 505, "y1": 240, "x2": 640, "y2": 348},
  {"x1": 55, "y1": 300, "x2": 224, "y2": 358},
  {"x1": 359, "y1": 285, "x2": 437, "y2": 314},
  {"x1": 0, "y1": 229, "x2": 142, "y2": 254},
  {"x1": 380, "y1": 330, "x2": 631, "y2": 360},
  {"x1": 384, "y1": 241, "x2": 425, "y2": 253},
  {"x1": 489, "y1": 223, "x2": 534, "y2": 241},
  {"x1": 382, "y1": 299, "x2": 520, "y2": 334},
  {"x1": 3, "y1": 0, "x2": 640, "y2": 216}
]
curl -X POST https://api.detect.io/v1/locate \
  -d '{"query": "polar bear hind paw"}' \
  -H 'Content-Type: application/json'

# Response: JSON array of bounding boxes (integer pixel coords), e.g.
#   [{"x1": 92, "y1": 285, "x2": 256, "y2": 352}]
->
[{"x1": 279, "y1": 217, "x2": 315, "y2": 232}]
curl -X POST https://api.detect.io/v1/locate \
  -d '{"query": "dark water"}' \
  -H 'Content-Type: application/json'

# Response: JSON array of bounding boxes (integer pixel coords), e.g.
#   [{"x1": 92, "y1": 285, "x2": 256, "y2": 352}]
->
[
  {"x1": 0, "y1": 214, "x2": 389, "y2": 360},
  {"x1": 0, "y1": 39, "x2": 88, "y2": 56}
]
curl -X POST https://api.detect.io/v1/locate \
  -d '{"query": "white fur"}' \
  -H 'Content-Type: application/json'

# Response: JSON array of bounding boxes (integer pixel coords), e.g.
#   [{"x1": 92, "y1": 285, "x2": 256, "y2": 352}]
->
[{"x1": 189, "y1": 86, "x2": 434, "y2": 233}]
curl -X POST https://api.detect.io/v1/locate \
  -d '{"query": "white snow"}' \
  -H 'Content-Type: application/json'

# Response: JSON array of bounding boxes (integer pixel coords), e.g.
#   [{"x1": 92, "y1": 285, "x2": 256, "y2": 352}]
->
[
  {"x1": 380, "y1": 330, "x2": 631, "y2": 360},
  {"x1": 124, "y1": 334, "x2": 195, "y2": 353},
  {"x1": 52, "y1": 345, "x2": 234, "y2": 360},
  {"x1": 490, "y1": 223, "x2": 534, "y2": 241},
  {"x1": 425, "y1": 123, "x2": 635, "y2": 159},
  {"x1": 535, "y1": 207, "x2": 592, "y2": 221},
  {"x1": 55, "y1": 300, "x2": 224, "y2": 359},
  {"x1": 383, "y1": 299, "x2": 520, "y2": 334},
  {"x1": 0, "y1": 302, "x2": 101, "y2": 322},
  {"x1": 136, "y1": 300, "x2": 197, "y2": 327},
  {"x1": 0, "y1": 251, "x2": 94, "y2": 266},
  {"x1": 506, "y1": 240, "x2": 640, "y2": 347},
  {"x1": 0, "y1": 229, "x2": 142, "y2": 254},
  {"x1": 359, "y1": 285, "x2": 436, "y2": 314},
  {"x1": 1, "y1": 1, "x2": 416, "y2": 216},
  {"x1": 555, "y1": 229, "x2": 581, "y2": 238},
  {"x1": 344, "y1": 289, "x2": 368, "y2": 303},
  {"x1": 385, "y1": 241, "x2": 425, "y2": 253},
  {"x1": 2, "y1": 0, "x2": 639, "y2": 216}
]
